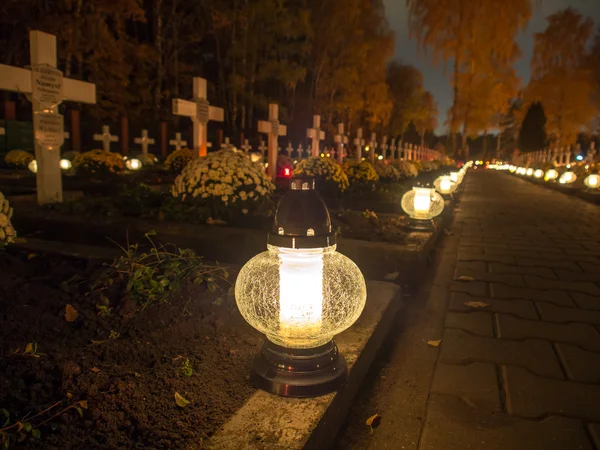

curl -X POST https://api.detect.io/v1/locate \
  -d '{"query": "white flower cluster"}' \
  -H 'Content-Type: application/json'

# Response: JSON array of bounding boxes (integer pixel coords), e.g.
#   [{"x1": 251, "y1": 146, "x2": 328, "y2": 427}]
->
[
  {"x1": 0, "y1": 192, "x2": 16, "y2": 244},
  {"x1": 171, "y1": 148, "x2": 275, "y2": 206}
]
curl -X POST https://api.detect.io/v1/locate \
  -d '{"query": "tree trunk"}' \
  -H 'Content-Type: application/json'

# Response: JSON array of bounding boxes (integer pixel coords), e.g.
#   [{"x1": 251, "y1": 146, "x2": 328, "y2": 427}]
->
[{"x1": 154, "y1": 0, "x2": 164, "y2": 119}]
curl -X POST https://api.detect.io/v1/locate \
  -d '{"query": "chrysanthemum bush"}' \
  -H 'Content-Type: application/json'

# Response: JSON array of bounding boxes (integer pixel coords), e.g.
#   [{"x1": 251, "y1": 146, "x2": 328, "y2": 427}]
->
[
  {"x1": 4, "y1": 150, "x2": 34, "y2": 168},
  {"x1": 392, "y1": 161, "x2": 418, "y2": 178},
  {"x1": 136, "y1": 153, "x2": 158, "y2": 167},
  {"x1": 420, "y1": 161, "x2": 438, "y2": 172},
  {"x1": 342, "y1": 160, "x2": 379, "y2": 184},
  {"x1": 0, "y1": 191, "x2": 16, "y2": 244},
  {"x1": 72, "y1": 150, "x2": 125, "y2": 175},
  {"x1": 374, "y1": 162, "x2": 402, "y2": 181},
  {"x1": 165, "y1": 148, "x2": 193, "y2": 172},
  {"x1": 293, "y1": 157, "x2": 349, "y2": 193},
  {"x1": 171, "y1": 148, "x2": 275, "y2": 219}
]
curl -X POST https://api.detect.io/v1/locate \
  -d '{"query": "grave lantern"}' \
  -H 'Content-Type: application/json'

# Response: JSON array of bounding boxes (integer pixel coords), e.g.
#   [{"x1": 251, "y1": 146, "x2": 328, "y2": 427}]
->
[
  {"x1": 559, "y1": 171, "x2": 576, "y2": 184},
  {"x1": 526, "y1": 168, "x2": 534, "y2": 176},
  {"x1": 434, "y1": 175, "x2": 456, "y2": 196},
  {"x1": 509, "y1": 166, "x2": 517, "y2": 173},
  {"x1": 534, "y1": 169, "x2": 544, "y2": 179},
  {"x1": 235, "y1": 177, "x2": 367, "y2": 398},
  {"x1": 584, "y1": 174, "x2": 599, "y2": 189},
  {"x1": 126, "y1": 158, "x2": 142, "y2": 171},
  {"x1": 29, "y1": 160, "x2": 38, "y2": 173},
  {"x1": 450, "y1": 171, "x2": 459, "y2": 184},
  {"x1": 401, "y1": 186, "x2": 444, "y2": 231},
  {"x1": 545, "y1": 169, "x2": 558, "y2": 181},
  {"x1": 60, "y1": 159, "x2": 72, "y2": 170}
]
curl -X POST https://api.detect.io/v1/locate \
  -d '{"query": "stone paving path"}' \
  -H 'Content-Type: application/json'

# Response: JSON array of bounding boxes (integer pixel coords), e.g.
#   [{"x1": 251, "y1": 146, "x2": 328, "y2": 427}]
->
[{"x1": 336, "y1": 169, "x2": 600, "y2": 450}]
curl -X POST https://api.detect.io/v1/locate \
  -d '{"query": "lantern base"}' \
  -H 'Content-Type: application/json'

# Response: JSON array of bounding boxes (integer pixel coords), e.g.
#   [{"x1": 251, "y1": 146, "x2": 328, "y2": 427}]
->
[
  {"x1": 402, "y1": 217, "x2": 435, "y2": 232},
  {"x1": 251, "y1": 339, "x2": 347, "y2": 398}
]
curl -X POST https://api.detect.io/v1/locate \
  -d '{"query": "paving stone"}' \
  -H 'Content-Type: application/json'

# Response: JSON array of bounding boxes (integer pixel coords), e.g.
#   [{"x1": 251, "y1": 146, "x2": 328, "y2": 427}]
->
[
  {"x1": 455, "y1": 261, "x2": 487, "y2": 273},
  {"x1": 555, "y1": 344, "x2": 600, "y2": 383},
  {"x1": 578, "y1": 263, "x2": 600, "y2": 274},
  {"x1": 458, "y1": 252, "x2": 517, "y2": 264},
  {"x1": 457, "y1": 246, "x2": 485, "y2": 254},
  {"x1": 490, "y1": 283, "x2": 575, "y2": 307},
  {"x1": 537, "y1": 302, "x2": 600, "y2": 325},
  {"x1": 445, "y1": 312, "x2": 494, "y2": 337},
  {"x1": 523, "y1": 275, "x2": 600, "y2": 296},
  {"x1": 449, "y1": 293, "x2": 538, "y2": 320},
  {"x1": 419, "y1": 395, "x2": 592, "y2": 450},
  {"x1": 503, "y1": 365, "x2": 600, "y2": 421},
  {"x1": 507, "y1": 244, "x2": 564, "y2": 254},
  {"x1": 588, "y1": 423, "x2": 600, "y2": 449},
  {"x1": 570, "y1": 293, "x2": 600, "y2": 310},
  {"x1": 554, "y1": 269, "x2": 600, "y2": 283},
  {"x1": 453, "y1": 271, "x2": 525, "y2": 287},
  {"x1": 440, "y1": 329, "x2": 563, "y2": 378},
  {"x1": 489, "y1": 263, "x2": 556, "y2": 279},
  {"x1": 497, "y1": 314, "x2": 600, "y2": 351},
  {"x1": 431, "y1": 362, "x2": 500, "y2": 406},
  {"x1": 450, "y1": 280, "x2": 489, "y2": 297},
  {"x1": 516, "y1": 257, "x2": 581, "y2": 271}
]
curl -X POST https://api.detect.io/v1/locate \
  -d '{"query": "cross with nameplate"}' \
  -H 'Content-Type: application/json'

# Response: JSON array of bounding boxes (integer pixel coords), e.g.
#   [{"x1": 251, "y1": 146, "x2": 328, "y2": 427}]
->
[
  {"x1": 258, "y1": 103, "x2": 287, "y2": 179},
  {"x1": 134, "y1": 129, "x2": 155, "y2": 154}
]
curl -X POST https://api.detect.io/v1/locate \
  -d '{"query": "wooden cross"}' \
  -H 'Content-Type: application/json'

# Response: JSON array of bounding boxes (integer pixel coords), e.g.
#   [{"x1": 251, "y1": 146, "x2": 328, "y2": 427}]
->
[
  {"x1": 380, "y1": 136, "x2": 389, "y2": 161},
  {"x1": 134, "y1": 129, "x2": 155, "y2": 154},
  {"x1": 587, "y1": 143, "x2": 596, "y2": 163},
  {"x1": 368, "y1": 133, "x2": 377, "y2": 163},
  {"x1": 285, "y1": 142, "x2": 294, "y2": 158},
  {"x1": 221, "y1": 137, "x2": 233, "y2": 150},
  {"x1": 258, "y1": 103, "x2": 287, "y2": 179},
  {"x1": 334, "y1": 123, "x2": 348, "y2": 165},
  {"x1": 172, "y1": 77, "x2": 224, "y2": 158},
  {"x1": 169, "y1": 132, "x2": 187, "y2": 150},
  {"x1": 0, "y1": 30, "x2": 96, "y2": 204},
  {"x1": 241, "y1": 139, "x2": 252, "y2": 154},
  {"x1": 389, "y1": 138, "x2": 397, "y2": 160},
  {"x1": 407, "y1": 143, "x2": 413, "y2": 160},
  {"x1": 307, "y1": 115, "x2": 325, "y2": 158},
  {"x1": 258, "y1": 139, "x2": 267, "y2": 159},
  {"x1": 353, "y1": 128, "x2": 365, "y2": 161},
  {"x1": 93, "y1": 125, "x2": 119, "y2": 152},
  {"x1": 565, "y1": 146, "x2": 572, "y2": 165},
  {"x1": 296, "y1": 144, "x2": 305, "y2": 159}
]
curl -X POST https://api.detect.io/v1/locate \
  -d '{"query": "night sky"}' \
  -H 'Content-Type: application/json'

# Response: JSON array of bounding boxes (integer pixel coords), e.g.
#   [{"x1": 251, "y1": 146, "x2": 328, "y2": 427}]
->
[{"x1": 385, "y1": 0, "x2": 600, "y2": 134}]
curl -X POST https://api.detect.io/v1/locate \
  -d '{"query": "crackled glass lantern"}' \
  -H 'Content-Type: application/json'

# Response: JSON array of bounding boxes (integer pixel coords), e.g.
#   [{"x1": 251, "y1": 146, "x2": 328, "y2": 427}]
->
[
  {"x1": 235, "y1": 177, "x2": 367, "y2": 398},
  {"x1": 545, "y1": 169, "x2": 558, "y2": 181},
  {"x1": 534, "y1": 169, "x2": 544, "y2": 179},
  {"x1": 28, "y1": 160, "x2": 37, "y2": 173},
  {"x1": 126, "y1": 158, "x2": 142, "y2": 170},
  {"x1": 526, "y1": 168, "x2": 534, "y2": 176},
  {"x1": 434, "y1": 175, "x2": 457, "y2": 196},
  {"x1": 401, "y1": 186, "x2": 444, "y2": 230},
  {"x1": 584, "y1": 174, "x2": 599, "y2": 189},
  {"x1": 559, "y1": 171, "x2": 576, "y2": 184},
  {"x1": 60, "y1": 159, "x2": 72, "y2": 170},
  {"x1": 450, "y1": 171, "x2": 459, "y2": 184}
]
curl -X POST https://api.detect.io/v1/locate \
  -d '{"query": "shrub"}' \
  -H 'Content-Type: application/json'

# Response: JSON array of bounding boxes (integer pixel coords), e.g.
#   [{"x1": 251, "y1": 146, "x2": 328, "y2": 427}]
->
[
  {"x1": 374, "y1": 162, "x2": 402, "y2": 182},
  {"x1": 342, "y1": 160, "x2": 379, "y2": 184},
  {"x1": 293, "y1": 157, "x2": 349, "y2": 192},
  {"x1": 392, "y1": 161, "x2": 418, "y2": 178},
  {"x1": 136, "y1": 153, "x2": 158, "y2": 167},
  {"x1": 165, "y1": 148, "x2": 193, "y2": 172},
  {"x1": 4, "y1": 150, "x2": 34, "y2": 168},
  {"x1": 72, "y1": 150, "x2": 125, "y2": 175},
  {"x1": 411, "y1": 160, "x2": 423, "y2": 171},
  {"x1": 420, "y1": 161, "x2": 438, "y2": 172},
  {"x1": 172, "y1": 148, "x2": 275, "y2": 218},
  {"x1": 0, "y1": 191, "x2": 16, "y2": 244}
]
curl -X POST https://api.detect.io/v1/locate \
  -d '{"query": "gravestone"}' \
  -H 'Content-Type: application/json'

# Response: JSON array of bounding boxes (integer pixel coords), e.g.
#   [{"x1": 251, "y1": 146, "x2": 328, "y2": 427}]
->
[
  {"x1": 368, "y1": 132, "x2": 377, "y2": 164},
  {"x1": 258, "y1": 103, "x2": 287, "y2": 179},
  {"x1": 241, "y1": 139, "x2": 252, "y2": 154},
  {"x1": 389, "y1": 138, "x2": 397, "y2": 161},
  {"x1": 134, "y1": 129, "x2": 155, "y2": 155},
  {"x1": 296, "y1": 144, "x2": 305, "y2": 160},
  {"x1": 334, "y1": 123, "x2": 348, "y2": 165},
  {"x1": 285, "y1": 142, "x2": 294, "y2": 158},
  {"x1": 380, "y1": 136, "x2": 388, "y2": 161},
  {"x1": 93, "y1": 125, "x2": 118, "y2": 152},
  {"x1": 353, "y1": 128, "x2": 365, "y2": 162},
  {"x1": 307, "y1": 115, "x2": 325, "y2": 158},
  {"x1": 169, "y1": 132, "x2": 187, "y2": 151}
]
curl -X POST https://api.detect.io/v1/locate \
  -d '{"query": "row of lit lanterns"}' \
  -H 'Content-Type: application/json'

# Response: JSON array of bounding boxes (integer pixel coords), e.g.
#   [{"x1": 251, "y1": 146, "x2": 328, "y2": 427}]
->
[
  {"x1": 28, "y1": 156, "x2": 145, "y2": 173},
  {"x1": 234, "y1": 161, "x2": 471, "y2": 398},
  {"x1": 489, "y1": 163, "x2": 599, "y2": 189}
]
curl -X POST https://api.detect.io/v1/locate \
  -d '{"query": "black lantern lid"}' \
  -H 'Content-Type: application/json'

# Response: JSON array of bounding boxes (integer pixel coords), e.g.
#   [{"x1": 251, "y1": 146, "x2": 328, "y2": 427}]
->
[{"x1": 267, "y1": 177, "x2": 336, "y2": 249}]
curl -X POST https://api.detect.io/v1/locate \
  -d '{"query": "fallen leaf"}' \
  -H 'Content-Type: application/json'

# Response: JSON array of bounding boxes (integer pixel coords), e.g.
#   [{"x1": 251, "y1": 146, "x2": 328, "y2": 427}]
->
[
  {"x1": 65, "y1": 304, "x2": 79, "y2": 322},
  {"x1": 24, "y1": 343, "x2": 34, "y2": 354},
  {"x1": 90, "y1": 367, "x2": 100, "y2": 373},
  {"x1": 384, "y1": 272, "x2": 399, "y2": 281},
  {"x1": 66, "y1": 392, "x2": 73, "y2": 399},
  {"x1": 79, "y1": 400, "x2": 88, "y2": 409},
  {"x1": 456, "y1": 276, "x2": 475, "y2": 282},
  {"x1": 464, "y1": 301, "x2": 490, "y2": 308},
  {"x1": 90, "y1": 340, "x2": 108, "y2": 345},
  {"x1": 175, "y1": 392, "x2": 190, "y2": 408},
  {"x1": 365, "y1": 414, "x2": 381, "y2": 434},
  {"x1": 206, "y1": 217, "x2": 227, "y2": 226},
  {"x1": 27, "y1": 253, "x2": 37, "y2": 260},
  {"x1": 427, "y1": 340, "x2": 442, "y2": 347}
]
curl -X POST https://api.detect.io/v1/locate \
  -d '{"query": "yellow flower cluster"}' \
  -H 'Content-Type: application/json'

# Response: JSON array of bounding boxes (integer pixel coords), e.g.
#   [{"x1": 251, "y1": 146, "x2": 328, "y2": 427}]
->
[
  {"x1": 374, "y1": 162, "x2": 401, "y2": 181},
  {"x1": 392, "y1": 161, "x2": 418, "y2": 178},
  {"x1": 419, "y1": 161, "x2": 439, "y2": 172},
  {"x1": 137, "y1": 153, "x2": 158, "y2": 166},
  {"x1": 4, "y1": 150, "x2": 34, "y2": 168},
  {"x1": 72, "y1": 150, "x2": 125, "y2": 174},
  {"x1": 342, "y1": 160, "x2": 380, "y2": 184},
  {"x1": 171, "y1": 148, "x2": 275, "y2": 206},
  {"x1": 165, "y1": 148, "x2": 194, "y2": 172},
  {"x1": 0, "y1": 191, "x2": 16, "y2": 244},
  {"x1": 293, "y1": 157, "x2": 349, "y2": 191}
]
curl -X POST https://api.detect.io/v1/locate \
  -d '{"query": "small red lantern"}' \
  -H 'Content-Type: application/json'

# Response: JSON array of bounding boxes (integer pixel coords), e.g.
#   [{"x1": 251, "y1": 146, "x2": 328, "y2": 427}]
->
[{"x1": 283, "y1": 168, "x2": 291, "y2": 177}]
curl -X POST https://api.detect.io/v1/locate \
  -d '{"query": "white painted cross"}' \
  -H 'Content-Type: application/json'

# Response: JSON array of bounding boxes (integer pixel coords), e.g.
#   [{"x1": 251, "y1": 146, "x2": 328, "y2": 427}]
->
[
  {"x1": 380, "y1": 136, "x2": 389, "y2": 161},
  {"x1": 169, "y1": 132, "x2": 187, "y2": 150},
  {"x1": 0, "y1": 30, "x2": 96, "y2": 204},
  {"x1": 221, "y1": 137, "x2": 233, "y2": 150},
  {"x1": 353, "y1": 128, "x2": 365, "y2": 161},
  {"x1": 258, "y1": 103, "x2": 287, "y2": 179},
  {"x1": 587, "y1": 142, "x2": 596, "y2": 163},
  {"x1": 334, "y1": 123, "x2": 348, "y2": 165},
  {"x1": 565, "y1": 146, "x2": 572, "y2": 166},
  {"x1": 134, "y1": 129, "x2": 155, "y2": 155},
  {"x1": 285, "y1": 142, "x2": 294, "y2": 158},
  {"x1": 368, "y1": 132, "x2": 377, "y2": 163},
  {"x1": 93, "y1": 125, "x2": 119, "y2": 152},
  {"x1": 307, "y1": 115, "x2": 325, "y2": 158},
  {"x1": 172, "y1": 77, "x2": 224, "y2": 158},
  {"x1": 407, "y1": 143, "x2": 413, "y2": 160},
  {"x1": 241, "y1": 139, "x2": 252, "y2": 154},
  {"x1": 389, "y1": 138, "x2": 397, "y2": 161},
  {"x1": 296, "y1": 144, "x2": 305, "y2": 159},
  {"x1": 258, "y1": 139, "x2": 267, "y2": 159}
]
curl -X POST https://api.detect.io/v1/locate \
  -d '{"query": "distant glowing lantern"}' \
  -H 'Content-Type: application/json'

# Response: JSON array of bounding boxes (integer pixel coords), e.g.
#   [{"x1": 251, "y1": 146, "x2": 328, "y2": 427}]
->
[
  {"x1": 526, "y1": 168, "x2": 534, "y2": 176},
  {"x1": 123, "y1": 155, "x2": 128, "y2": 161},
  {"x1": 126, "y1": 158, "x2": 142, "y2": 170},
  {"x1": 584, "y1": 174, "x2": 599, "y2": 189},
  {"x1": 534, "y1": 169, "x2": 544, "y2": 179},
  {"x1": 509, "y1": 165, "x2": 517, "y2": 173},
  {"x1": 283, "y1": 167, "x2": 291, "y2": 177},
  {"x1": 250, "y1": 153, "x2": 261, "y2": 163},
  {"x1": 401, "y1": 186, "x2": 444, "y2": 230},
  {"x1": 235, "y1": 177, "x2": 367, "y2": 397},
  {"x1": 377, "y1": 155, "x2": 383, "y2": 160},
  {"x1": 434, "y1": 175, "x2": 457, "y2": 196},
  {"x1": 558, "y1": 171, "x2": 576, "y2": 184},
  {"x1": 28, "y1": 160, "x2": 38, "y2": 173},
  {"x1": 60, "y1": 159, "x2": 72, "y2": 170},
  {"x1": 545, "y1": 169, "x2": 558, "y2": 181}
]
